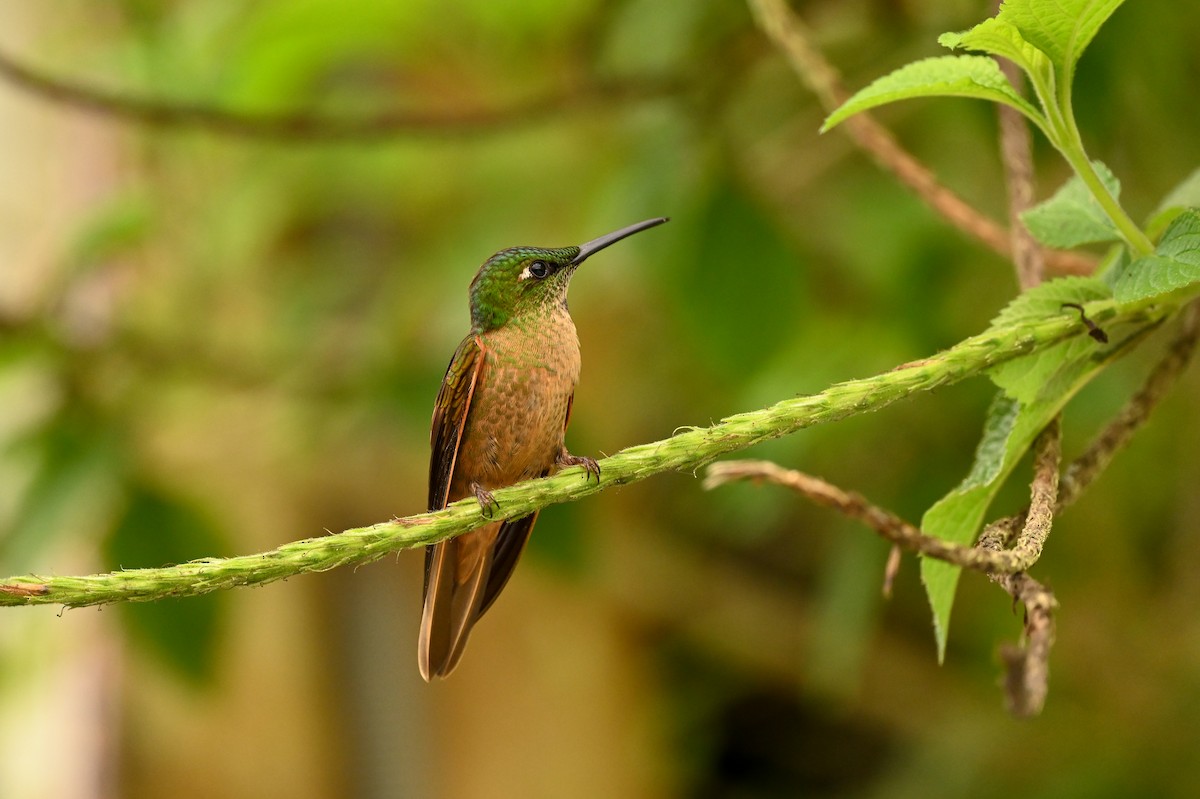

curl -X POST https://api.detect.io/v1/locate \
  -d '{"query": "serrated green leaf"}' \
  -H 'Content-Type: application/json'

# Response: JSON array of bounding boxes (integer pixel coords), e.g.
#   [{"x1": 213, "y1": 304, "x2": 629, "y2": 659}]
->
[
  {"x1": 1020, "y1": 162, "x2": 1122, "y2": 248},
  {"x1": 1146, "y1": 167, "x2": 1200, "y2": 239},
  {"x1": 987, "y1": 277, "x2": 1112, "y2": 402},
  {"x1": 957, "y1": 393, "x2": 1021, "y2": 490},
  {"x1": 1150, "y1": 212, "x2": 1200, "y2": 263},
  {"x1": 104, "y1": 484, "x2": 229, "y2": 686},
  {"x1": 990, "y1": 333, "x2": 1094, "y2": 405},
  {"x1": 822, "y1": 56, "x2": 1043, "y2": 133},
  {"x1": 921, "y1": 317, "x2": 1117, "y2": 659},
  {"x1": 998, "y1": 0, "x2": 1126, "y2": 85},
  {"x1": 938, "y1": 19, "x2": 1055, "y2": 98},
  {"x1": 925, "y1": 274, "x2": 1116, "y2": 655},
  {"x1": 988, "y1": 276, "x2": 1111, "y2": 327},
  {"x1": 1112, "y1": 210, "x2": 1200, "y2": 305},
  {"x1": 921, "y1": 393, "x2": 1019, "y2": 660}
]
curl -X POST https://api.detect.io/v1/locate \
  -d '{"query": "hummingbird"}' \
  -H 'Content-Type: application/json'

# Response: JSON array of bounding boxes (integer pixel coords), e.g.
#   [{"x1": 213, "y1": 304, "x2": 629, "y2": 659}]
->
[{"x1": 419, "y1": 217, "x2": 668, "y2": 680}]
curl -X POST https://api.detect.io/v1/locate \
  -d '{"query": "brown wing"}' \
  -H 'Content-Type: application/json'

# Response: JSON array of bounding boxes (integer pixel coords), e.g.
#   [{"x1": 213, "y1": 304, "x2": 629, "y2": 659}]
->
[
  {"x1": 420, "y1": 335, "x2": 489, "y2": 680},
  {"x1": 427, "y1": 334, "x2": 485, "y2": 513},
  {"x1": 477, "y1": 513, "x2": 537, "y2": 617},
  {"x1": 418, "y1": 349, "x2": 573, "y2": 679}
]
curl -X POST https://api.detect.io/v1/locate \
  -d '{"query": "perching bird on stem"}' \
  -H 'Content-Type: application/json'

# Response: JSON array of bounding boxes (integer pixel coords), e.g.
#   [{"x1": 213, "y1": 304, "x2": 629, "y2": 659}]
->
[{"x1": 419, "y1": 217, "x2": 668, "y2": 680}]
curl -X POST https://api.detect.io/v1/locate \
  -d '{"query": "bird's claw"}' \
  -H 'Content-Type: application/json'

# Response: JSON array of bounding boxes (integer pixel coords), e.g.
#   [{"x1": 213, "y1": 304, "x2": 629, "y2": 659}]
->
[
  {"x1": 558, "y1": 450, "x2": 601, "y2": 484},
  {"x1": 470, "y1": 482, "x2": 500, "y2": 518}
]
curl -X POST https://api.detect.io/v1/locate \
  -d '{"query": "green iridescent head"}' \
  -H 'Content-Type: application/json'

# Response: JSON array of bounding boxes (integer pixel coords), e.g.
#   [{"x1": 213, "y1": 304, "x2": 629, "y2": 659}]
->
[{"x1": 467, "y1": 217, "x2": 667, "y2": 331}]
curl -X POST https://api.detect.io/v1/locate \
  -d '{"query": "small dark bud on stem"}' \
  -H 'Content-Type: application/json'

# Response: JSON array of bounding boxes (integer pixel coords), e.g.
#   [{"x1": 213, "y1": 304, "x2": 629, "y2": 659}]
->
[{"x1": 1061, "y1": 302, "x2": 1109, "y2": 344}]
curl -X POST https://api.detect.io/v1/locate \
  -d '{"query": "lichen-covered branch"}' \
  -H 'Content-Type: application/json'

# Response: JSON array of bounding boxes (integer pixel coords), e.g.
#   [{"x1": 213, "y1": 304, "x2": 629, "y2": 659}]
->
[
  {"x1": 702, "y1": 446, "x2": 1063, "y2": 717},
  {"x1": 980, "y1": 419, "x2": 1061, "y2": 717},
  {"x1": 703, "y1": 419, "x2": 1062, "y2": 718},
  {"x1": 976, "y1": 419, "x2": 1060, "y2": 573},
  {"x1": 701, "y1": 458, "x2": 1050, "y2": 575},
  {"x1": 701, "y1": 422, "x2": 1061, "y2": 578},
  {"x1": 0, "y1": 303, "x2": 1140, "y2": 608},
  {"x1": 996, "y1": 575, "x2": 1057, "y2": 717}
]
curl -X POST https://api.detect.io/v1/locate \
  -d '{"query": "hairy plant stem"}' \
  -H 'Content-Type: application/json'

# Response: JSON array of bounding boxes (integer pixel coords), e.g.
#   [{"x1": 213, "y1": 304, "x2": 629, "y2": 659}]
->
[
  {"x1": 0, "y1": 301, "x2": 1152, "y2": 608},
  {"x1": 1049, "y1": 111, "x2": 1155, "y2": 256}
]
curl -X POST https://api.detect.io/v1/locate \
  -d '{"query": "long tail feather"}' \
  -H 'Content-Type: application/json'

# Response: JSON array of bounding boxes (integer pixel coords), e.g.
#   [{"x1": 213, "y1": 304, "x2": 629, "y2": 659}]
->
[{"x1": 418, "y1": 528, "x2": 494, "y2": 680}]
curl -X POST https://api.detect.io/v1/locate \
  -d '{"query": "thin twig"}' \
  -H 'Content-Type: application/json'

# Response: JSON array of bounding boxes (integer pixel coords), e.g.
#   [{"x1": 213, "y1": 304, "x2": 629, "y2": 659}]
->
[
  {"x1": 996, "y1": 575, "x2": 1057, "y2": 717},
  {"x1": 0, "y1": 47, "x2": 681, "y2": 141},
  {"x1": 746, "y1": 0, "x2": 1094, "y2": 277},
  {"x1": 703, "y1": 457, "x2": 1060, "y2": 716},
  {"x1": 703, "y1": 460, "x2": 1041, "y2": 574},
  {"x1": 995, "y1": 53, "x2": 1044, "y2": 290},
  {"x1": 704, "y1": 426, "x2": 1064, "y2": 717},
  {"x1": 979, "y1": 418, "x2": 1061, "y2": 716}
]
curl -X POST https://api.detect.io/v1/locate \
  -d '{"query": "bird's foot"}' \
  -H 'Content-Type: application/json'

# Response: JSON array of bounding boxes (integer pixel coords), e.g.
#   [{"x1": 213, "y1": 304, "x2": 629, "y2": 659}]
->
[
  {"x1": 558, "y1": 449, "x2": 601, "y2": 483},
  {"x1": 469, "y1": 482, "x2": 500, "y2": 518}
]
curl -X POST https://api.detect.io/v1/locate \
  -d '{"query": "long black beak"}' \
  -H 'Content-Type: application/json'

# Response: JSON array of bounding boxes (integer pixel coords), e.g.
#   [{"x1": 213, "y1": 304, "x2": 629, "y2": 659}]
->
[{"x1": 570, "y1": 217, "x2": 668, "y2": 265}]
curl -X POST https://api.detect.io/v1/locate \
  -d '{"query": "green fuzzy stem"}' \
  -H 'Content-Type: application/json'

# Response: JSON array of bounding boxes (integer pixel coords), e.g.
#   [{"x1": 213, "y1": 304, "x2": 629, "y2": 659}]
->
[
  {"x1": 0, "y1": 301, "x2": 1153, "y2": 609},
  {"x1": 1049, "y1": 109, "x2": 1155, "y2": 257},
  {"x1": 1067, "y1": 147, "x2": 1154, "y2": 257}
]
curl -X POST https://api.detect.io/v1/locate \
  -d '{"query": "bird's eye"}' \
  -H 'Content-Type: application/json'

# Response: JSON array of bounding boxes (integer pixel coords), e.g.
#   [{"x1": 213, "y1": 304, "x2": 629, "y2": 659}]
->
[{"x1": 527, "y1": 260, "x2": 550, "y2": 279}]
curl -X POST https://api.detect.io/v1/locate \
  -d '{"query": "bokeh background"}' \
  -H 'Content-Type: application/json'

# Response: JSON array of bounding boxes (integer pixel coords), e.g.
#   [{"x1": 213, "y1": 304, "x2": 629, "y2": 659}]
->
[{"x1": 3, "y1": 1, "x2": 1200, "y2": 797}]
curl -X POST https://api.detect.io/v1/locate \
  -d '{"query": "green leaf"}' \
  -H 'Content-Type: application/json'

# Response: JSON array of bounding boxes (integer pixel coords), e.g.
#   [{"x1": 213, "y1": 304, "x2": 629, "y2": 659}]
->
[
  {"x1": 921, "y1": 394, "x2": 1020, "y2": 660},
  {"x1": 997, "y1": 0, "x2": 1126, "y2": 86},
  {"x1": 921, "y1": 310, "x2": 1118, "y2": 659},
  {"x1": 822, "y1": 56, "x2": 1043, "y2": 133},
  {"x1": 988, "y1": 276, "x2": 1111, "y2": 328},
  {"x1": 1112, "y1": 210, "x2": 1200, "y2": 305},
  {"x1": 987, "y1": 277, "x2": 1112, "y2": 403},
  {"x1": 1146, "y1": 167, "x2": 1200, "y2": 239},
  {"x1": 938, "y1": 19, "x2": 1055, "y2": 99},
  {"x1": 104, "y1": 484, "x2": 229, "y2": 686},
  {"x1": 1020, "y1": 161, "x2": 1122, "y2": 248}
]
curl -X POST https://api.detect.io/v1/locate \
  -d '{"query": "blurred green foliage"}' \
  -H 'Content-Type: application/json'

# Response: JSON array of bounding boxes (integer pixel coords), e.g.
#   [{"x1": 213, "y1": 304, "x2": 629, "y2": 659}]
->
[
  {"x1": 104, "y1": 483, "x2": 228, "y2": 684},
  {"x1": 2, "y1": 1, "x2": 1200, "y2": 798}
]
